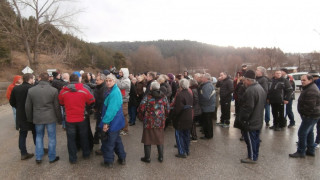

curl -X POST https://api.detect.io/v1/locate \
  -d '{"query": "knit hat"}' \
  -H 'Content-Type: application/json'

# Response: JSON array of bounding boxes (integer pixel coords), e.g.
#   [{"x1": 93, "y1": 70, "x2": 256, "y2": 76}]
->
[
  {"x1": 167, "y1": 73, "x2": 174, "y2": 81},
  {"x1": 102, "y1": 69, "x2": 110, "y2": 76},
  {"x1": 52, "y1": 72, "x2": 59, "y2": 78},
  {"x1": 280, "y1": 68, "x2": 289, "y2": 74},
  {"x1": 244, "y1": 70, "x2": 256, "y2": 79},
  {"x1": 72, "y1": 71, "x2": 81, "y2": 78}
]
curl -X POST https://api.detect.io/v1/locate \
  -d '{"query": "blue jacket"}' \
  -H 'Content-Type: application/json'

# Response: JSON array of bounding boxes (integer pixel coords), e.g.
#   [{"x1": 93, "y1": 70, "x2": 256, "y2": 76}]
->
[
  {"x1": 100, "y1": 84, "x2": 125, "y2": 132},
  {"x1": 199, "y1": 81, "x2": 216, "y2": 112},
  {"x1": 315, "y1": 79, "x2": 320, "y2": 90}
]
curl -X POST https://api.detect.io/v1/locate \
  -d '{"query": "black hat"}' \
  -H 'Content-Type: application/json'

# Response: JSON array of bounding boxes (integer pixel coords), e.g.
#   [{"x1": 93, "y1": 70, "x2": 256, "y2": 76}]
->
[
  {"x1": 280, "y1": 68, "x2": 289, "y2": 74},
  {"x1": 244, "y1": 70, "x2": 256, "y2": 79},
  {"x1": 52, "y1": 72, "x2": 59, "y2": 78},
  {"x1": 102, "y1": 70, "x2": 110, "y2": 76}
]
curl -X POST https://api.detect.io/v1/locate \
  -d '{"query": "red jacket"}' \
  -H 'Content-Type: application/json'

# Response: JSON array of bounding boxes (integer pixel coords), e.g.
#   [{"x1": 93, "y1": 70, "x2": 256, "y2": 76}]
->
[{"x1": 59, "y1": 83, "x2": 95, "y2": 123}]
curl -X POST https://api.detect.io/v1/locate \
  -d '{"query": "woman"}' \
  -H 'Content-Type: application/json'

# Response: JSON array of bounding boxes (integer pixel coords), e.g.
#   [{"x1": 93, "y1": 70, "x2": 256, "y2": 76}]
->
[
  {"x1": 6, "y1": 75, "x2": 22, "y2": 126},
  {"x1": 138, "y1": 81, "x2": 169, "y2": 163},
  {"x1": 136, "y1": 75, "x2": 147, "y2": 104},
  {"x1": 172, "y1": 79, "x2": 193, "y2": 158},
  {"x1": 189, "y1": 79, "x2": 201, "y2": 142}
]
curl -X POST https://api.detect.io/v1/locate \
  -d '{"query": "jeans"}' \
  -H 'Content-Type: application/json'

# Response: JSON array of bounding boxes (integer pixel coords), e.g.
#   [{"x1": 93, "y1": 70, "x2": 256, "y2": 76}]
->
[
  {"x1": 101, "y1": 130, "x2": 126, "y2": 163},
  {"x1": 12, "y1": 107, "x2": 16, "y2": 124},
  {"x1": 242, "y1": 130, "x2": 260, "y2": 161},
  {"x1": 220, "y1": 99, "x2": 231, "y2": 124},
  {"x1": 285, "y1": 99, "x2": 295, "y2": 125},
  {"x1": 297, "y1": 116, "x2": 319, "y2": 154},
  {"x1": 66, "y1": 120, "x2": 90, "y2": 163},
  {"x1": 19, "y1": 129, "x2": 36, "y2": 155},
  {"x1": 94, "y1": 111, "x2": 102, "y2": 142},
  {"x1": 175, "y1": 130, "x2": 190, "y2": 155},
  {"x1": 35, "y1": 123, "x2": 56, "y2": 161},
  {"x1": 264, "y1": 103, "x2": 270, "y2": 123},
  {"x1": 202, "y1": 112, "x2": 214, "y2": 138},
  {"x1": 315, "y1": 120, "x2": 320, "y2": 144},
  {"x1": 61, "y1": 106, "x2": 66, "y2": 129},
  {"x1": 128, "y1": 105, "x2": 137, "y2": 124}
]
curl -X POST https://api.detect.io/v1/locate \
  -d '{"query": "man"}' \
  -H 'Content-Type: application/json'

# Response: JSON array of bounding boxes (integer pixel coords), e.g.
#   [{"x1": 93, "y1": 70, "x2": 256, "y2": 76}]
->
[
  {"x1": 289, "y1": 74, "x2": 320, "y2": 158},
  {"x1": 117, "y1": 68, "x2": 131, "y2": 135},
  {"x1": 255, "y1": 66, "x2": 270, "y2": 126},
  {"x1": 267, "y1": 70, "x2": 293, "y2": 131},
  {"x1": 93, "y1": 73, "x2": 107, "y2": 145},
  {"x1": 199, "y1": 73, "x2": 216, "y2": 139},
  {"x1": 183, "y1": 71, "x2": 190, "y2": 79},
  {"x1": 241, "y1": 64, "x2": 248, "y2": 75},
  {"x1": 10, "y1": 73, "x2": 35, "y2": 160},
  {"x1": 51, "y1": 71, "x2": 65, "y2": 91},
  {"x1": 234, "y1": 70, "x2": 266, "y2": 164},
  {"x1": 216, "y1": 72, "x2": 234, "y2": 127},
  {"x1": 100, "y1": 74, "x2": 126, "y2": 168},
  {"x1": 281, "y1": 68, "x2": 296, "y2": 128},
  {"x1": 60, "y1": 73, "x2": 70, "y2": 129},
  {"x1": 59, "y1": 74, "x2": 95, "y2": 164},
  {"x1": 26, "y1": 72, "x2": 62, "y2": 164}
]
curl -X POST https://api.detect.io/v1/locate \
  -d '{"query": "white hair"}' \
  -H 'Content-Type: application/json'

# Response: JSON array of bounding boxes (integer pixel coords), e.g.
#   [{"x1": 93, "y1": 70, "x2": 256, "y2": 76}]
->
[
  {"x1": 106, "y1": 74, "x2": 117, "y2": 82},
  {"x1": 150, "y1": 81, "x2": 160, "y2": 90},
  {"x1": 179, "y1": 78, "x2": 190, "y2": 89}
]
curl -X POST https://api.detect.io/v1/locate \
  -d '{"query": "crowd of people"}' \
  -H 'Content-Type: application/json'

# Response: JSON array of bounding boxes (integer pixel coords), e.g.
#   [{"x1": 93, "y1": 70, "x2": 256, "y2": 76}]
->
[{"x1": 6, "y1": 65, "x2": 320, "y2": 166}]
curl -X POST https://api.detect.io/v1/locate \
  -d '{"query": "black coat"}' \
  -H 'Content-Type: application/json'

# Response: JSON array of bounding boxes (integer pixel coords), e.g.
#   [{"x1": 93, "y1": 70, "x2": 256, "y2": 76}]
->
[
  {"x1": 216, "y1": 76, "x2": 234, "y2": 102},
  {"x1": 129, "y1": 82, "x2": 139, "y2": 107},
  {"x1": 172, "y1": 89, "x2": 193, "y2": 130},
  {"x1": 9, "y1": 82, "x2": 34, "y2": 131},
  {"x1": 267, "y1": 77, "x2": 293, "y2": 104},
  {"x1": 93, "y1": 82, "x2": 107, "y2": 113},
  {"x1": 298, "y1": 82, "x2": 320, "y2": 119},
  {"x1": 256, "y1": 76, "x2": 269, "y2": 94}
]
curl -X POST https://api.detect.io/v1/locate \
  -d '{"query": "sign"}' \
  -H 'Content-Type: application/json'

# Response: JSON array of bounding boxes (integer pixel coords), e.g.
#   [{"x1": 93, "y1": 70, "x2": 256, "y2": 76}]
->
[{"x1": 22, "y1": 66, "x2": 33, "y2": 74}]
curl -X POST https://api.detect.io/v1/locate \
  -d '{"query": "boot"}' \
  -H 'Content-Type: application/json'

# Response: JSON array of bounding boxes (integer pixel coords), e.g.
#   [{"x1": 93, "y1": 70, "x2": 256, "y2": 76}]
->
[
  {"x1": 157, "y1": 145, "x2": 163, "y2": 162},
  {"x1": 141, "y1": 145, "x2": 151, "y2": 163}
]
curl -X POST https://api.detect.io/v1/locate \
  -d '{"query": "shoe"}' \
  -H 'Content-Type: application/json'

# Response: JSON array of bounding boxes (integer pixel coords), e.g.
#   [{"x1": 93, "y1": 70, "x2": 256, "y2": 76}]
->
[
  {"x1": 95, "y1": 150, "x2": 103, "y2": 156},
  {"x1": 129, "y1": 123, "x2": 135, "y2": 126},
  {"x1": 93, "y1": 139, "x2": 100, "y2": 144},
  {"x1": 101, "y1": 162, "x2": 113, "y2": 168},
  {"x1": 239, "y1": 137, "x2": 244, "y2": 141},
  {"x1": 274, "y1": 127, "x2": 282, "y2": 131},
  {"x1": 157, "y1": 145, "x2": 163, "y2": 162},
  {"x1": 288, "y1": 124, "x2": 295, "y2": 128},
  {"x1": 200, "y1": 136, "x2": 211, "y2": 140},
  {"x1": 314, "y1": 143, "x2": 319, "y2": 149},
  {"x1": 36, "y1": 159, "x2": 42, "y2": 164},
  {"x1": 240, "y1": 158, "x2": 257, "y2": 164},
  {"x1": 174, "y1": 144, "x2": 177, "y2": 148},
  {"x1": 191, "y1": 138, "x2": 198, "y2": 142},
  {"x1": 118, "y1": 158, "x2": 126, "y2": 165},
  {"x1": 120, "y1": 131, "x2": 128, "y2": 135},
  {"x1": 21, "y1": 153, "x2": 34, "y2": 160},
  {"x1": 306, "y1": 151, "x2": 315, "y2": 157},
  {"x1": 269, "y1": 126, "x2": 274, "y2": 129},
  {"x1": 222, "y1": 124, "x2": 230, "y2": 128},
  {"x1": 140, "y1": 157, "x2": 151, "y2": 163},
  {"x1": 216, "y1": 122, "x2": 224, "y2": 126},
  {"x1": 49, "y1": 156, "x2": 60, "y2": 163},
  {"x1": 266, "y1": 123, "x2": 270, "y2": 127},
  {"x1": 44, "y1": 148, "x2": 49, "y2": 154},
  {"x1": 175, "y1": 154, "x2": 187, "y2": 158},
  {"x1": 69, "y1": 160, "x2": 77, "y2": 164},
  {"x1": 289, "y1": 152, "x2": 305, "y2": 158}
]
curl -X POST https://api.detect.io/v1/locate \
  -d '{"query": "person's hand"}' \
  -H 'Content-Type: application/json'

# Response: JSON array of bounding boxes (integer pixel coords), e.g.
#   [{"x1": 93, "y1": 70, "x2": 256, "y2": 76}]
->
[
  {"x1": 103, "y1": 124, "x2": 109, "y2": 132},
  {"x1": 283, "y1": 100, "x2": 289, "y2": 104}
]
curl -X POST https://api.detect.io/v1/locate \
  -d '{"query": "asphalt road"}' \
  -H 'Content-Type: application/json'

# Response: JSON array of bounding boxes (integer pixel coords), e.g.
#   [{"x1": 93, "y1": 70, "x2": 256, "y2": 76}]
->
[{"x1": 0, "y1": 93, "x2": 319, "y2": 179}]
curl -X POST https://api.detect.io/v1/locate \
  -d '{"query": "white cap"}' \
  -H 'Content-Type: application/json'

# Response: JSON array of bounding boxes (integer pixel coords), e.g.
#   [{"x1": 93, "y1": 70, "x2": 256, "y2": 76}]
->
[{"x1": 79, "y1": 70, "x2": 84, "y2": 74}]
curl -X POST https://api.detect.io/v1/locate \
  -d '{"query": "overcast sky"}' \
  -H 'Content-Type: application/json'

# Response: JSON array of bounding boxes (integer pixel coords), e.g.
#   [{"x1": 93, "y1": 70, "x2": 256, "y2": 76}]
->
[{"x1": 71, "y1": 0, "x2": 320, "y2": 53}]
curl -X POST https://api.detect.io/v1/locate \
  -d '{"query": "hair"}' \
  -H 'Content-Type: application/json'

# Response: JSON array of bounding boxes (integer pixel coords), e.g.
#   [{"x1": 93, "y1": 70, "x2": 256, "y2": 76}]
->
[
  {"x1": 305, "y1": 74, "x2": 314, "y2": 80},
  {"x1": 106, "y1": 74, "x2": 117, "y2": 82},
  {"x1": 179, "y1": 78, "x2": 190, "y2": 89},
  {"x1": 147, "y1": 71, "x2": 156, "y2": 80},
  {"x1": 256, "y1": 66, "x2": 267, "y2": 76},
  {"x1": 176, "y1": 74, "x2": 182, "y2": 80},
  {"x1": 62, "y1": 73, "x2": 69, "y2": 80},
  {"x1": 23, "y1": 73, "x2": 34, "y2": 83},
  {"x1": 97, "y1": 73, "x2": 106, "y2": 81},
  {"x1": 221, "y1": 72, "x2": 228, "y2": 76},
  {"x1": 39, "y1": 72, "x2": 49, "y2": 81},
  {"x1": 189, "y1": 79, "x2": 198, "y2": 87},
  {"x1": 203, "y1": 73, "x2": 211, "y2": 81},
  {"x1": 157, "y1": 75, "x2": 166, "y2": 84},
  {"x1": 81, "y1": 72, "x2": 90, "y2": 83},
  {"x1": 245, "y1": 78, "x2": 256, "y2": 83},
  {"x1": 70, "y1": 74, "x2": 79, "y2": 82},
  {"x1": 193, "y1": 73, "x2": 202, "y2": 78},
  {"x1": 150, "y1": 81, "x2": 160, "y2": 90}
]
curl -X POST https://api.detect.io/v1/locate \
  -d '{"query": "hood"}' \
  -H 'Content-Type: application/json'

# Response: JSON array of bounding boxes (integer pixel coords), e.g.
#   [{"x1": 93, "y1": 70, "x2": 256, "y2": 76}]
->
[
  {"x1": 63, "y1": 83, "x2": 83, "y2": 92},
  {"x1": 120, "y1": 68, "x2": 129, "y2": 79},
  {"x1": 12, "y1": 75, "x2": 22, "y2": 85}
]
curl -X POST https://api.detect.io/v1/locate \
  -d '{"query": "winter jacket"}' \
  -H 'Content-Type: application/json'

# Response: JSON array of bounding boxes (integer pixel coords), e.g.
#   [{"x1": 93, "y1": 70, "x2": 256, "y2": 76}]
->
[
  {"x1": 216, "y1": 76, "x2": 234, "y2": 102},
  {"x1": 6, "y1": 75, "x2": 22, "y2": 100},
  {"x1": 172, "y1": 89, "x2": 193, "y2": 130},
  {"x1": 129, "y1": 82, "x2": 139, "y2": 107},
  {"x1": 138, "y1": 90, "x2": 169, "y2": 129},
  {"x1": 93, "y1": 82, "x2": 107, "y2": 112},
  {"x1": 267, "y1": 77, "x2": 293, "y2": 104},
  {"x1": 117, "y1": 68, "x2": 131, "y2": 103},
  {"x1": 26, "y1": 81, "x2": 62, "y2": 124},
  {"x1": 298, "y1": 82, "x2": 320, "y2": 119},
  {"x1": 234, "y1": 82, "x2": 266, "y2": 131},
  {"x1": 9, "y1": 82, "x2": 34, "y2": 130},
  {"x1": 315, "y1": 79, "x2": 320, "y2": 90},
  {"x1": 256, "y1": 76, "x2": 269, "y2": 94},
  {"x1": 190, "y1": 85, "x2": 202, "y2": 116},
  {"x1": 58, "y1": 83, "x2": 95, "y2": 123},
  {"x1": 160, "y1": 82, "x2": 172, "y2": 100},
  {"x1": 100, "y1": 84, "x2": 125, "y2": 132},
  {"x1": 199, "y1": 81, "x2": 216, "y2": 113},
  {"x1": 51, "y1": 78, "x2": 67, "y2": 92},
  {"x1": 285, "y1": 75, "x2": 295, "y2": 100},
  {"x1": 169, "y1": 80, "x2": 178, "y2": 102}
]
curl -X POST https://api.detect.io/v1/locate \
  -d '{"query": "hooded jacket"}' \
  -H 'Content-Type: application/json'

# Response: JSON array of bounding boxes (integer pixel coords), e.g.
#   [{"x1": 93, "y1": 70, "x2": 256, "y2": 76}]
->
[
  {"x1": 6, "y1": 75, "x2": 22, "y2": 100},
  {"x1": 117, "y1": 68, "x2": 131, "y2": 103},
  {"x1": 58, "y1": 83, "x2": 95, "y2": 123}
]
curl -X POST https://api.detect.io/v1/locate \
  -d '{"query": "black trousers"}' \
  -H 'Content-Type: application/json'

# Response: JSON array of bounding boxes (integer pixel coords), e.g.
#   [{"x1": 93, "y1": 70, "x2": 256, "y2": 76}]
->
[
  {"x1": 271, "y1": 103, "x2": 285, "y2": 128},
  {"x1": 202, "y1": 112, "x2": 214, "y2": 138},
  {"x1": 220, "y1": 99, "x2": 231, "y2": 124}
]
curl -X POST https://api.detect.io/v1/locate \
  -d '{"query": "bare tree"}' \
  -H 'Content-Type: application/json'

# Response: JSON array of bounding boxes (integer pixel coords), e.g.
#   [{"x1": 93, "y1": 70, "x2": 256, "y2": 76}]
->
[{"x1": 0, "y1": 0, "x2": 81, "y2": 68}]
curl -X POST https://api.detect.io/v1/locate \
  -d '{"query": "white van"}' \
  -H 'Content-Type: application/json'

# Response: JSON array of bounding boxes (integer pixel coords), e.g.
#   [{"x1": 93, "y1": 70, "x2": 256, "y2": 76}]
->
[{"x1": 288, "y1": 72, "x2": 308, "y2": 90}]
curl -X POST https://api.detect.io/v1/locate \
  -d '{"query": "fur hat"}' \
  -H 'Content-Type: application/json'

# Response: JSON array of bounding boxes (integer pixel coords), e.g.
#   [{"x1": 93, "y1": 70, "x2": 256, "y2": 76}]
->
[{"x1": 244, "y1": 70, "x2": 256, "y2": 79}]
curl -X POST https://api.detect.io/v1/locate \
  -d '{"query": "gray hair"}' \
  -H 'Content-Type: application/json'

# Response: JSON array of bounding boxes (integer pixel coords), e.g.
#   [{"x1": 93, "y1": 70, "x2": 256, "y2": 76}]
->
[
  {"x1": 203, "y1": 73, "x2": 211, "y2": 80},
  {"x1": 257, "y1": 66, "x2": 267, "y2": 76},
  {"x1": 157, "y1": 75, "x2": 166, "y2": 84},
  {"x1": 150, "y1": 81, "x2": 160, "y2": 90},
  {"x1": 245, "y1": 78, "x2": 256, "y2": 83},
  {"x1": 179, "y1": 78, "x2": 190, "y2": 89},
  {"x1": 193, "y1": 73, "x2": 202, "y2": 79},
  {"x1": 189, "y1": 79, "x2": 198, "y2": 87},
  {"x1": 97, "y1": 73, "x2": 107, "y2": 81},
  {"x1": 106, "y1": 74, "x2": 117, "y2": 82}
]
